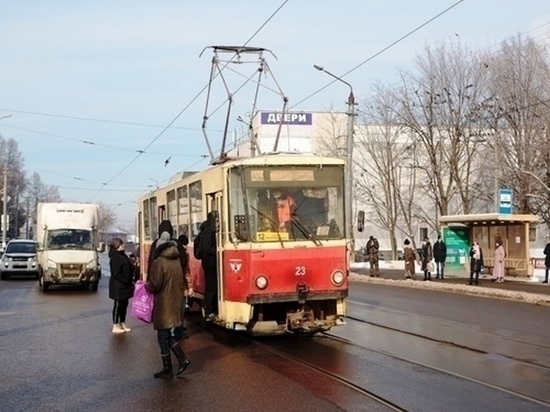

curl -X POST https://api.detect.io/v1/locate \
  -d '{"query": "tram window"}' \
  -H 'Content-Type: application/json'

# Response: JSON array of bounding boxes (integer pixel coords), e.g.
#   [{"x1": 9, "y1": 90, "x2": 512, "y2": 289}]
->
[
  {"x1": 229, "y1": 169, "x2": 247, "y2": 241},
  {"x1": 150, "y1": 197, "x2": 158, "y2": 240},
  {"x1": 177, "y1": 186, "x2": 189, "y2": 238},
  {"x1": 189, "y1": 181, "x2": 202, "y2": 238},
  {"x1": 143, "y1": 199, "x2": 151, "y2": 240}
]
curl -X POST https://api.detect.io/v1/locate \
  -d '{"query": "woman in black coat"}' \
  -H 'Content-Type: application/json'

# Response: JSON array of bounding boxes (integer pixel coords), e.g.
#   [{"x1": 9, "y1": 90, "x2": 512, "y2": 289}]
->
[{"x1": 109, "y1": 237, "x2": 134, "y2": 333}]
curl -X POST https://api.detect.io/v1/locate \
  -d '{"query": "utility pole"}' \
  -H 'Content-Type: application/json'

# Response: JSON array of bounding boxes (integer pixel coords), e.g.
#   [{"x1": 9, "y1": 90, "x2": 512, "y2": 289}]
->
[
  {"x1": 2, "y1": 162, "x2": 7, "y2": 248},
  {"x1": 313, "y1": 65, "x2": 356, "y2": 253}
]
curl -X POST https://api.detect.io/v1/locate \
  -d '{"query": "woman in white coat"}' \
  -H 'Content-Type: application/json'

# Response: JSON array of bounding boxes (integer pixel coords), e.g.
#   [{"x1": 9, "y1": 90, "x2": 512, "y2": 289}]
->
[{"x1": 493, "y1": 239, "x2": 506, "y2": 283}]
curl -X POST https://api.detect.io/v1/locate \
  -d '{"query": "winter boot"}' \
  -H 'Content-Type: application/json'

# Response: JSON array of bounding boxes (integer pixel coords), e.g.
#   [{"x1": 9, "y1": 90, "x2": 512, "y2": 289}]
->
[
  {"x1": 153, "y1": 354, "x2": 173, "y2": 379},
  {"x1": 171, "y1": 343, "x2": 190, "y2": 377}
]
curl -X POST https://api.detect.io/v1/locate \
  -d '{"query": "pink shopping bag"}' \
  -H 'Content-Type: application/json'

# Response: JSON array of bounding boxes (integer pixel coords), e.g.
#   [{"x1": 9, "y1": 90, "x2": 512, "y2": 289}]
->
[{"x1": 130, "y1": 280, "x2": 154, "y2": 323}]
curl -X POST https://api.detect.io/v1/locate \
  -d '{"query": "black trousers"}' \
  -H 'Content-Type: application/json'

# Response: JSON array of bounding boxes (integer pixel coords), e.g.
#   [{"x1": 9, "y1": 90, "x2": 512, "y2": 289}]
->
[
  {"x1": 112, "y1": 299, "x2": 129, "y2": 324},
  {"x1": 469, "y1": 270, "x2": 480, "y2": 285},
  {"x1": 202, "y1": 259, "x2": 218, "y2": 315}
]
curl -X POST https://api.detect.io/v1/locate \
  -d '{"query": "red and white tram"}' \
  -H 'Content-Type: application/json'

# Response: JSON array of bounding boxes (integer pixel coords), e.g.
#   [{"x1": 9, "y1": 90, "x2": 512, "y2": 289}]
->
[{"x1": 137, "y1": 153, "x2": 349, "y2": 335}]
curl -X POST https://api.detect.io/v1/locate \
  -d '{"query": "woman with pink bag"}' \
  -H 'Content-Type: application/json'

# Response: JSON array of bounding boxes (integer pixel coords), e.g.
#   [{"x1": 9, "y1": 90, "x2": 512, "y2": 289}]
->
[{"x1": 146, "y1": 232, "x2": 190, "y2": 379}]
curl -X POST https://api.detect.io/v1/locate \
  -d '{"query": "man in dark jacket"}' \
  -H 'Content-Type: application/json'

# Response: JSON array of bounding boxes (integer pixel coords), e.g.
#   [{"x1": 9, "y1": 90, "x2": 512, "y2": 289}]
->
[
  {"x1": 146, "y1": 234, "x2": 190, "y2": 379},
  {"x1": 544, "y1": 238, "x2": 550, "y2": 284},
  {"x1": 433, "y1": 234, "x2": 447, "y2": 279},
  {"x1": 200, "y1": 212, "x2": 218, "y2": 321}
]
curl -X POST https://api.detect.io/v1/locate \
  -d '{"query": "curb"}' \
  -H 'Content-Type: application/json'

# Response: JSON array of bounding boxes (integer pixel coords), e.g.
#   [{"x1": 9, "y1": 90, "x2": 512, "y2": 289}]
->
[{"x1": 349, "y1": 272, "x2": 550, "y2": 306}]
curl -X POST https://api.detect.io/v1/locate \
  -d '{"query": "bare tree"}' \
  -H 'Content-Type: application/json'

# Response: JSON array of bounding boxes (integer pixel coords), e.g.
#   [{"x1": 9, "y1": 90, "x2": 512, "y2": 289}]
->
[
  {"x1": 393, "y1": 41, "x2": 490, "y2": 227},
  {"x1": 98, "y1": 203, "x2": 116, "y2": 233},
  {"x1": 481, "y1": 36, "x2": 550, "y2": 219},
  {"x1": 355, "y1": 84, "x2": 417, "y2": 258}
]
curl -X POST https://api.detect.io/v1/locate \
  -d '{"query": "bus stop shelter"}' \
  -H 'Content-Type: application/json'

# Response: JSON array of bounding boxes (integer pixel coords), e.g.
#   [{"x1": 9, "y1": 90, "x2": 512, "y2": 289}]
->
[{"x1": 438, "y1": 213, "x2": 539, "y2": 277}]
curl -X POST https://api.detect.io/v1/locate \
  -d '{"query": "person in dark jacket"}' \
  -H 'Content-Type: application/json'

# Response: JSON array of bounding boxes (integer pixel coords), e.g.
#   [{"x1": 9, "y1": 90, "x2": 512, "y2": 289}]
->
[
  {"x1": 469, "y1": 240, "x2": 484, "y2": 286},
  {"x1": 200, "y1": 212, "x2": 218, "y2": 321},
  {"x1": 108, "y1": 237, "x2": 134, "y2": 334},
  {"x1": 543, "y1": 239, "x2": 550, "y2": 284},
  {"x1": 433, "y1": 234, "x2": 447, "y2": 279},
  {"x1": 420, "y1": 236, "x2": 433, "y2": 281},
  {"x1": 146, "y1": 233, "x2": 190, "y2": 379}
]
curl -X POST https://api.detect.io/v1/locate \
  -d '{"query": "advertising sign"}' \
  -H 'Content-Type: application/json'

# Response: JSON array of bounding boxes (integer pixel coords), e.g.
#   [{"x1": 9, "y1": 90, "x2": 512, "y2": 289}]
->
[
  {"x1": 443, "y1": 226, "x2": 470, "y2": 272},
  {"x1": 260, "y1": 112, "x2": 312, "y2": 125}
]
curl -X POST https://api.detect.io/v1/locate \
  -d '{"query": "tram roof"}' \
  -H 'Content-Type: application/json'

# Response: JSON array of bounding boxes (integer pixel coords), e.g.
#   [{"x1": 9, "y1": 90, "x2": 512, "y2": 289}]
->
[
  {"x1": 223, "y1": 153, "x2": 345, "y2": 167},
  {"x1": 439, "y1": 213, "x2": 539, "y2": 226}
]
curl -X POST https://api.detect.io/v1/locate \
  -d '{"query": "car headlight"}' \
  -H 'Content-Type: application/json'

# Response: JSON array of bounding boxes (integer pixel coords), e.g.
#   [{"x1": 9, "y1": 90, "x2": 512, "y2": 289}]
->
[
  {"x1": 47, "y1": 259, "x2": 57, "y2": 270},
  {"x1": 86, "y1": 259, "x2": 97, "y2": 270},
  {"x1": 331, "y1": 270, "x2": 345, "y2": 286},
  {"x1": 255, "y1": 275, "x2": 268, "y2": 290}
]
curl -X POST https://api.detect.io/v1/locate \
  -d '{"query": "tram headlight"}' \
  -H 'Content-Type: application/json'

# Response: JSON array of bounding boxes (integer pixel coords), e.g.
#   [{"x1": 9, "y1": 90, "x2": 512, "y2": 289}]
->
[
  {"x1": 255, "y1": 275, "x2": 268, "y2": 290},
  {"x1": 331, "y1": 270, "x2": 345, "y2": 286}
]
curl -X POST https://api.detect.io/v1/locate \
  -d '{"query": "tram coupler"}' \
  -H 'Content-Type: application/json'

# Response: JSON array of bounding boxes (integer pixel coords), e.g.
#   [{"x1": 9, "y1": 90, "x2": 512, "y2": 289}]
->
[
  {"x1": 296, "y1": 282, "x2": 309, "y2": 304},
  {"x1": 285, "y1": 309, "x2": 315, "y2": 332}
]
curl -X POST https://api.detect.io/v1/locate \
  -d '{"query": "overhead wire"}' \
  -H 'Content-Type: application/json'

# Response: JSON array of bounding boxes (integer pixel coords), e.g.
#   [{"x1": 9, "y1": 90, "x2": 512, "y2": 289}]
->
[
  {"x1": 291, "y1": 0, "x2": 466, "y2": 109},
  {"x1": 0, "y1": 123, "x2": 200, "y2": 157},
  {"x1": 88, "y1": 0, "x2": 291, "y2": 201},
  {"x1": 0, "y1": 107, "x2": 221, "y2": 132}
]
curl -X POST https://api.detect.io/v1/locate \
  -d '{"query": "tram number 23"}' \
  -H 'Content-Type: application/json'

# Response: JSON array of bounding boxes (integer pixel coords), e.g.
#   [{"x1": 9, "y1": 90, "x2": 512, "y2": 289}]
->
[{"x1": 295, "y1": 266, "x2": 306, "y2": 276}]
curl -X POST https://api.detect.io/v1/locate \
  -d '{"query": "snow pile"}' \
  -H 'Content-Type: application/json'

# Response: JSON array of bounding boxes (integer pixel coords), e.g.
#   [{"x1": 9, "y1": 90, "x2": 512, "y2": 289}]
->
[{"x1": 349, "y1": 272, "x2": 550, "y2": 306}]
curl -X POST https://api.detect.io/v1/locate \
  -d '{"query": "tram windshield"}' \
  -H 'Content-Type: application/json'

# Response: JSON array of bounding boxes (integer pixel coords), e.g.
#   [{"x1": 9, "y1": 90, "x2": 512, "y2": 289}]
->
[{"x1": 229, "y1": 165, "x2": 345, "y2": 243}]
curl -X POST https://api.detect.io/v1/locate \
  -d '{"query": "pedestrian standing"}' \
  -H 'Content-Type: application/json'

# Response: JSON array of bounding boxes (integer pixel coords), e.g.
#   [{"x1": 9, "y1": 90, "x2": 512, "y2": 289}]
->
[
  {"x1": 146, "y1": 233, "x2": 190, "y2": 379},
  {"x1": 493, "y1": 239, "x2": 506, "y2": 283},
  {"x1": 366, "y1": 235, "x2": 380, "y2": 277},
  {"x1": 403, "y1": 239, "x2": 416, "y2": 279},
  {"x1": 420, "y1": 236, "x2": 433, "y2": 281},
  {"x1": 469, "y1": 240, "x2": 483, "y2": 285},
  {"x1": 200, "y1": 212, "x2": 218, "y2": 321},
  {"x1": 543, "y1": 238, "x2": 550, "y2": 284},
  {"x1": 108, "y1": 237, "x2": 134, "y2": 334},
  {"x1": 147, "y1": 220, "x2": 189, "y2": 341},
  {"x1": 433, "y1": 234, "x2": 447, "y2": 279}
]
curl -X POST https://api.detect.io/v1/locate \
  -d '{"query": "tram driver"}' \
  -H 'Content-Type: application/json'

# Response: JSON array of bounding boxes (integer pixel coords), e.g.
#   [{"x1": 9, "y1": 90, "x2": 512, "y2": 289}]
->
[{"x1": 273, "y1": 191, "x2": 296, "y2": 232}]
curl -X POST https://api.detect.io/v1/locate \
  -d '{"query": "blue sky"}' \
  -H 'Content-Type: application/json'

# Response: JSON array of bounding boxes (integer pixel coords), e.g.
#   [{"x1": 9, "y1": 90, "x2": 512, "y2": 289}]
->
[{"x1": 0, "y1": 1, "x2": 549, "y2": 229}]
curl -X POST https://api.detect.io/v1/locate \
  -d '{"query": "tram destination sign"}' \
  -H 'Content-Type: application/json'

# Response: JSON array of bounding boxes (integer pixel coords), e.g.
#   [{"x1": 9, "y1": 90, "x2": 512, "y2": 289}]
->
[{"x1": 261, "y1": 112, "x2": 312, "y2": 125}]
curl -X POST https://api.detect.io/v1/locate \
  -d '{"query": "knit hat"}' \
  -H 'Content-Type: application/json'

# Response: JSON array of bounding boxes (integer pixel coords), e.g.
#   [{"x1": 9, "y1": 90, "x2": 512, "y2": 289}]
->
[{"x1": 156, "y1": 231, "x2": 171, "y2": 247}]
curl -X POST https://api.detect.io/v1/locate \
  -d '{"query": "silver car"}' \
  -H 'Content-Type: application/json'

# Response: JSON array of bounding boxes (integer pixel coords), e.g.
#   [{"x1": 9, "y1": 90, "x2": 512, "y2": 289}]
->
[{"x1": 0, "y1": 239, "x2": 39, "y2": 280}]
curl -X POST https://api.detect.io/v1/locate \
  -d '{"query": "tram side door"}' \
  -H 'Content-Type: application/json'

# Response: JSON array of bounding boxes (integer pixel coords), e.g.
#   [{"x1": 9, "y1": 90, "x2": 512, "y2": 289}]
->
[{"x1": 206, "y1": 192, "x2": 224, "y2": 312}]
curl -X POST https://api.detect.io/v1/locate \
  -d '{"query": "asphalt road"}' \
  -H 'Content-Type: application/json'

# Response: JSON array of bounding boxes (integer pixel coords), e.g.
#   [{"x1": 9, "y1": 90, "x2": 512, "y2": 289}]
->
[
  {"x1": 1, "y1": 259, "x2": 549, "y2": 411},
  {"x1": 0, "y1": 277, "x2": 384, "y2": 412}
]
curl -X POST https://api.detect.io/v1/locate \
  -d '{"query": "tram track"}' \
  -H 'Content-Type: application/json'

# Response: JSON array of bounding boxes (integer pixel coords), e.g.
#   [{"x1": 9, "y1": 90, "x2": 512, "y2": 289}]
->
[
  {"x1": 324, "y1": 316, "x2": 550, "y2": 409},
  {"x1": 185, "y1": 312, "x2": 550, "y2": 410},
  {"x1": 247, "y1": 335, "x2": 409, "y2": 412},
  {"x1": 184, "y1": 314, "x2": 406, "y2": 411}
]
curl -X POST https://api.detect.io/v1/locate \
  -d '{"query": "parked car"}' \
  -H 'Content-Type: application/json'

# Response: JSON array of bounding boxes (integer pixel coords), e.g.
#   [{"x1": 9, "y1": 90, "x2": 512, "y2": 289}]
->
[{"x1": 0, "y1": 239, "x2": 39, "y2": 280}]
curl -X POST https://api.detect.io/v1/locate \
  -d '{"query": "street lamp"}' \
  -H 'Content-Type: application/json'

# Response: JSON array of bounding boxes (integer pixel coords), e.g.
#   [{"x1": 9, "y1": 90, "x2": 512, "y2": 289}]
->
[{"x1": 313, "y1": 64, "x2": 356, "y2": 252}]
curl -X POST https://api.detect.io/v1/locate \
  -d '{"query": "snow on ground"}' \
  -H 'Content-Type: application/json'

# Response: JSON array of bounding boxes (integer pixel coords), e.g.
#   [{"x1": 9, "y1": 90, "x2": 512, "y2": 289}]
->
[{"x1": 350, "y1": 261, "x2": 550, "y2": 306}]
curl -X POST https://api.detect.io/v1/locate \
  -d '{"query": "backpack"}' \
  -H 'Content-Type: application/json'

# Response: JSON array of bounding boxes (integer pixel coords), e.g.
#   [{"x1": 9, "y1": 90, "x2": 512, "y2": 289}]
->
[{"x1": 193, "y1": 232, "x2": 203, "y2": 260}]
